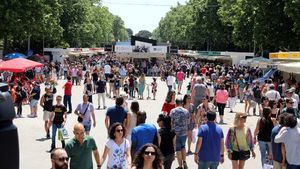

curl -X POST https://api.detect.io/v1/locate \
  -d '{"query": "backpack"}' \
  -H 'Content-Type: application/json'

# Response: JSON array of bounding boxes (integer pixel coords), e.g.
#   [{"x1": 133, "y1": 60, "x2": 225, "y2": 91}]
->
[
  {"x1": 21, "y1": 89, "x2": 27, "y2": 100},
  {"x1": 52, "y1": 87, "x2": 57, "y2": 94}
]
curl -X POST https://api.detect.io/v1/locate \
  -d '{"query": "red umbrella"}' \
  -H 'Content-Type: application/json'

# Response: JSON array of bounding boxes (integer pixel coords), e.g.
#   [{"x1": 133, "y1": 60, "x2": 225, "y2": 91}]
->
[{"x1": 0, "y1": 58, "x2": 43, "y2": 72}]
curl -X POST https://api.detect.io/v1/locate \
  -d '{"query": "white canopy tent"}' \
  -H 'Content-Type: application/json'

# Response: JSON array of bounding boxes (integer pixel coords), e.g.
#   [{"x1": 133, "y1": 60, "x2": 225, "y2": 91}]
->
[{"x1": 277, "y1": 62, "x2": 300, "y2": 74}]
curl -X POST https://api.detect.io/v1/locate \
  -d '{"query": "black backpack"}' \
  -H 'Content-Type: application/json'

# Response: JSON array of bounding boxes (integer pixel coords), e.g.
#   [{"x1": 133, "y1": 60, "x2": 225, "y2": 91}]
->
[{"x1": 21, "y1": 89, "x2": 27, "y2": 100}]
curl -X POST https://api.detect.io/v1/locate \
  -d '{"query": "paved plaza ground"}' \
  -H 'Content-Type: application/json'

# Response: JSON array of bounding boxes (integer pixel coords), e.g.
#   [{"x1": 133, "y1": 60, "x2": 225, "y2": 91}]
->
[{"x1": 15, "y1": 77, "x2": 263, "y2": 169}]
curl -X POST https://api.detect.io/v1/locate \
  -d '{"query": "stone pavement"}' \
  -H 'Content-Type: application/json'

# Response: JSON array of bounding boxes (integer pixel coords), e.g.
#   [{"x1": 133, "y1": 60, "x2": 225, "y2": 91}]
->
[{"x1": 15, "y1": 77, "x2": 262, "y2": 169}]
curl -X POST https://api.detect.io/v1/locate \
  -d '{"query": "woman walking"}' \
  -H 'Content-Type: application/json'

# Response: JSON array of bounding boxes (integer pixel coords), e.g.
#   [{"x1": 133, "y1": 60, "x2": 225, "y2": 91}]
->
[
  {"x1": 157, "y1": 114, "x2": 176, "y2": 169},
  {"x1": 84, "y1": 78, "x2": 93, "y2": 103},
  {"x1": 161, "y1": 90, "x2": 176, "y2": 115},
  {"x1": 243, "y1": 83, "x2": 253, "y2": 115},
  {"x1": 253, "y1": 107, "x2": 274, "y2": 167},
  {"x1": 138, "y1": 73, "x2": 146, "y2": 100},
  {"x1": 132, "y1": 143, "x2": 163, "y2": 169},
  {"x1": 225, "y1": 112, "x2": 256, "y2": 169},
  {"x1": 215, "y1": 84, "x2": 228, "y2": 124},
  {"x1": 183, "y1": 94, "x2": 196, "y2": 155},
  {"x1": 127, "y1": 101, "x2": 140, "y2": 143},
  {"x1": 100, "y1": 123, "x2": 131, "y2": 169}
]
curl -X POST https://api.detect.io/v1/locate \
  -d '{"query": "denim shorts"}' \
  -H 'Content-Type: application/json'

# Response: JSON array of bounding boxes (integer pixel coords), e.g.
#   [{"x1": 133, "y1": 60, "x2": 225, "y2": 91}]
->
[
  {"x1": 176, "y1": 135, "x2": 187, "y2": 151},
  {"x1": 30, "y1": 99, "x2": 38, "y2": 108},
  {"x1": 84, "y1": 124, "x2": 91, "y2": 132}
]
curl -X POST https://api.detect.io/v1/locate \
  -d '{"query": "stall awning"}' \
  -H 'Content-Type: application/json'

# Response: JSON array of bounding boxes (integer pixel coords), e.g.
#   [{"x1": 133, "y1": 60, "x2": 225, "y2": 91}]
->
[
  {"x1": 0, "y1": 58, "x2": 43, "y2": 72},
  {"x1": 270, "y1": 52, "x2": 300, "y2": 60},
  {"x1": 277, "y1": 62, "x2": 300, "y2": 74}
]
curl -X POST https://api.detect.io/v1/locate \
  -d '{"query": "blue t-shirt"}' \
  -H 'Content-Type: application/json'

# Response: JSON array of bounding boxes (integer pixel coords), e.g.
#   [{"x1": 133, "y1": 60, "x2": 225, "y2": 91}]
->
[
  {"x1": 106, "y1": 105, "x2": 128, "y2": 127},
  {"x1": 271, "y1": 125, "x2": 283, "y2": 163},
  {"x1": 131, "y1": 123, "x2": 157, "y2": 152},
  {"x1": 198, "y1": 121, "x2": 224, "y2": 162}
]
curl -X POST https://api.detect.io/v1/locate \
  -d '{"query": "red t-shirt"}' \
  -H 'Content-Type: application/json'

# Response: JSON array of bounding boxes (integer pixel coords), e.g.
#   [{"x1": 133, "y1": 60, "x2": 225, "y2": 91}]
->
[
  {"x1": 161, "y1": 102, "x2": 176, "y2": 115},
  {"x1": 201, "y1": 67, "x2": 207, "y2": 75},
  {"x1": 64, "y1": 81, "x2": 72, "y2": 95}
]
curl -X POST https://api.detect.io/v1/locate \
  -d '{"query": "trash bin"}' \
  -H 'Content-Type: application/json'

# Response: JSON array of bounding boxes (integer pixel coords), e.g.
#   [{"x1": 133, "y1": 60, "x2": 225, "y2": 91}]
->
[{"x1": 0, "y1": 83, "x2": 19, "y2": 169}]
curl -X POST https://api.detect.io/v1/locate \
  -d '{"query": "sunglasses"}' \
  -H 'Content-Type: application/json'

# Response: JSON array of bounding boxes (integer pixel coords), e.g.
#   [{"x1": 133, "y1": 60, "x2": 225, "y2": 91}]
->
[
  {"x1": 144, "y1": 151, "x2": 156, "y2": 156},
  {"x1": 116, "y1": 129, "x2": 123, "y2": 133},
  {"x1": 57, "y1": 157, "x2": 69, "y2": 162}
]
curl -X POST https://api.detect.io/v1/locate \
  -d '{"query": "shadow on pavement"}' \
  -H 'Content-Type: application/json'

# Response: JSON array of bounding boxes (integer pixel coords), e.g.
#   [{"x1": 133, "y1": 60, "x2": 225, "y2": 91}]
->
[{"x1": 36, "y1": 138, "x2": 49, "y2": 142}]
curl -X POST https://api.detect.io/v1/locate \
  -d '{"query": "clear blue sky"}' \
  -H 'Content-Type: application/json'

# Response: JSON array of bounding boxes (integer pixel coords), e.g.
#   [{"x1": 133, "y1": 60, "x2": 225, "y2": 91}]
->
[{"x1": 102, "y1": 0, "x2": 187, "y2": 34}]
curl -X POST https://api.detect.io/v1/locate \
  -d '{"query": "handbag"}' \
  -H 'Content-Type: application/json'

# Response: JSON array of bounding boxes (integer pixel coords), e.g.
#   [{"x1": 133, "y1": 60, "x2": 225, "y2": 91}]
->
[
  {"x1": 77, "y1": 103, "x2": 89, "y2": 122},
  {"x1": 233, "y1": 128, "x2": 251, "y2": 160},
  {"x1": 57, "y1": 127, "x2": 69, "y2": 141}
]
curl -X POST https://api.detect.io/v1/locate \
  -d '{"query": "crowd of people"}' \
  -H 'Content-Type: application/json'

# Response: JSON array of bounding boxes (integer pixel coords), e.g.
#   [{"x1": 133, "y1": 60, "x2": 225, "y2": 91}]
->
[{"x1": 1, "y1": 53, "x2": 300, "y2": 169}]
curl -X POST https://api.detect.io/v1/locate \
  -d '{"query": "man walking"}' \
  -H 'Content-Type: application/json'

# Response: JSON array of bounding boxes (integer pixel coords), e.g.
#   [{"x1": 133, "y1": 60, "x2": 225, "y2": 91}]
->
[
  {"x1": 170, "y1": 97, "x2": 190, "y2": 169},
  {"x1": 105, "y1": 96, "x2": 128, "y2": 130},
  {"x1": 49, "y1": 95, "x2": 67, "y2": 152},
  {"x1": 194, "y1": 110, "x2": 224, "y2": 169},
  {"x1": 176, "y1": 69, "x2": 185, "y2": 94},
  {"x1": 96, "y1": 76, "x2": 107, "y2": 110},
  {"x1": 40, "y1": 86, "x2": 54, "y2": 138},
  {"x1": 131, "y1": 111, "x2": 157, "y2": 156},
  {"x1": 65, "y1": 123, "x2": 101, "y2": 169},
  {"x1": 50, "y1": 148, "x2": 69, "y2": 169},
  {"x1": 74, "y1": 94, "x2": 96, "y2": 135},
  {"x1": 28, "y1": 82, "x2": 40, "y2": 118},
  {"x1": 63, "y1": 76, "x2": 72, "y2": 114}
]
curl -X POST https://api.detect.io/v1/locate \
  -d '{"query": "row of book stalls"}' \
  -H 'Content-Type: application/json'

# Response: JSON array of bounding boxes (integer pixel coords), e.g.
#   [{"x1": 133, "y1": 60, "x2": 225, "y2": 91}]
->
[
  {"x1": 269, "y1": 52, "x2": 300, "y2": 82},
  {"x1": 239, "y1": 52, "x2": 300, "y2": 83}
]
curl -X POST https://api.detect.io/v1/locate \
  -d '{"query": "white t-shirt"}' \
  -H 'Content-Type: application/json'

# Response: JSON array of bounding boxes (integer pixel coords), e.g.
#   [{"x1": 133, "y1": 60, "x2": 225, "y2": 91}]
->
[
  {"x1": 105, "y1": 139, "x2": 130, "y2": 169},
  {"x1": 265, "y1": 90, "x2": 281, "y2": 101},
  {"x1": 104, "y1": 64, "x2": 111, "y2": 74},
  {"x1": 167, "y1": 75, "x2": 175, "y2": 86}
]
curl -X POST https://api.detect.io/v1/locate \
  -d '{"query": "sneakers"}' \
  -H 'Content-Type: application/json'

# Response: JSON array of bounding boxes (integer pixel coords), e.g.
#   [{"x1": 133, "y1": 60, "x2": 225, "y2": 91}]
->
[
  {"x1": 97, "y1": 106, "x2": 100, "y2": 110},
  {"x1": 187, "y1": 151, "x2": 193, "y2": 155},
  {"x1": 103, "y1": 106, "x2": 107, "y2": 109},
  {"x1": 183, "y1": 161, "x2": 188, "y2": 169},
  {"x1": 48, "y1": 147, "x2": 55, "y2": 153},
  {"x1": 219, "y1": 120, "x2": 224, "y2": 124},
  {"x1": 46, "y1": 130, "x2": 50, "y2": 139},
  {"x1": 27, "y1": 114, "x2": 36, "y2": 118}
]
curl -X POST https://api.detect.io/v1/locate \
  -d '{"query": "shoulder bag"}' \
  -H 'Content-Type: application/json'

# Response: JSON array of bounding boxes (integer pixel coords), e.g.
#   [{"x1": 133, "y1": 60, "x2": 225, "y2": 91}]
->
[
  {"x1": 77, "y1": 103, "x2": 89, "y2": 122},
  {"x1": 234, "y1": 128, "x2": 250, "y2": 160}
]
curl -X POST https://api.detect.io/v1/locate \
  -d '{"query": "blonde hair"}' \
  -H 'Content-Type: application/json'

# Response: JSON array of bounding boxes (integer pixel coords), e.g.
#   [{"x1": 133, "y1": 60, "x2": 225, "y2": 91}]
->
[{"x1": 233, "y1": 112, "x2": 247, "y2": 127}]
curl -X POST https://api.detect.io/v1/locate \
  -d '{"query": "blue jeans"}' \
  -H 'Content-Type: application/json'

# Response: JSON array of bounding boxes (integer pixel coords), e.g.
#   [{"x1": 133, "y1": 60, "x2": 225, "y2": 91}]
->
[
  {"x1": 63, "y1": 95, "x2": 72, "y2": 113},
  {"x1": 258, "y1": 141, "x2": 270, "y2": 167},
  {"x1": 198, "y1": 161, "x2": 219, "y2": 169},
  {"x1": 287, "y1": 163, "x2": 300, "y2": 169},
  {"x1": 51, "y1": 124, "x2": 65, "y2": 149}
]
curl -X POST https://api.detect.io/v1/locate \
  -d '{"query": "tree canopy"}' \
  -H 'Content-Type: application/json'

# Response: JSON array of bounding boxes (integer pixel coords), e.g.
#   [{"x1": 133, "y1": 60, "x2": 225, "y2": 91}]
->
[
  {"x1": 135, "y1": 30, "x2": 153, "y2": 39},
  {"x1": 0, "y1": 0, "x2": 129, "y2": 53},
  {"x1": 154, "y1": 0, "x2": 300, "y2": 52}
]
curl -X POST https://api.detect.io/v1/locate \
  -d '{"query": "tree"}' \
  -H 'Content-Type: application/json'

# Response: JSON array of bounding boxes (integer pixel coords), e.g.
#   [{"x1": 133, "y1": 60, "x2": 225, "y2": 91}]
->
[
  {"x1": 135, "y1": 30, "x2": 152, "y2": 39},
  {"x1": 218, "y1": 0, "x2": 299, "y2": 52},
  {"x1": 126, "y1": 28, "x2": 133, "y2": 38},
  {"x1": 112, "y1": 15, "x2": 128, "y2": 42},
  {"x1": 0, "y1": 0, "x2": 63, "y2": 53}
]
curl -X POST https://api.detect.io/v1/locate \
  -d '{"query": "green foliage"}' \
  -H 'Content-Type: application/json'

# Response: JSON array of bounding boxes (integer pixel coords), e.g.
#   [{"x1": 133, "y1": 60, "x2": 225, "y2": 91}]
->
[
  {"x1": 135, "y1": 30, "x2": 152, "y2": 39},
  {"x1": 155, "y1": 0, "x2": 300, "y2": 51},
  {"x1": 126, "y1": 28, "x2": 134, "y2": 38},
  {"x1": 0, "y1": 0, "x2": 129, "y2": 53}
]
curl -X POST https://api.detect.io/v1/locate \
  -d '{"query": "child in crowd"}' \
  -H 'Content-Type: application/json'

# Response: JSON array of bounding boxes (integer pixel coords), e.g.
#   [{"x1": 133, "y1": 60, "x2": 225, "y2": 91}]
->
[{"x1": 151, "y1": 78, "x2": 157, "y2": 100}]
